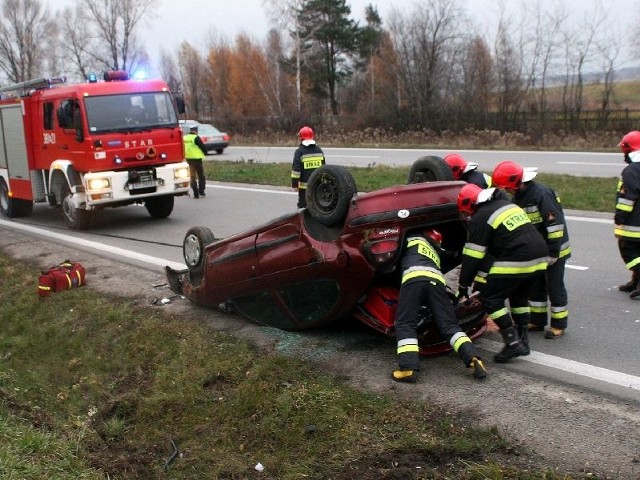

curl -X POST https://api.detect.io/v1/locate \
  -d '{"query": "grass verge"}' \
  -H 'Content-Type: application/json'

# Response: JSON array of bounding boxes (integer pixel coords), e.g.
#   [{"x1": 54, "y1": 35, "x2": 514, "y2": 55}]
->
[
  {"x1": 204, "y1": 161, "x2": 618, "y2": 213},
  {"x1": 0, "y1": 254, "x2": 579, "y2": 479}
]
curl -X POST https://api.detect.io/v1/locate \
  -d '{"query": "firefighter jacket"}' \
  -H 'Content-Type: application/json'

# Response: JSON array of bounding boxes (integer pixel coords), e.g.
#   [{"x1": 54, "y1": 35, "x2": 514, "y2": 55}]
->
[
  {"x1": 183, "y1": 133, "x2": 206, "y2": 160},
  {"x1": 459, "y1": 198, "x2": 549, "y2": 287},
  {"x1": 615, "y1": 161, "x2": 640, "y2": 240},
  {"x1": 400, "y1": 235, "x2": 447, "y2": 287},
  {"x1": 291, "y1": 143, "x2": 325, "y2": 190},
  {"x1": 462, "y1": 170, "x2": 492, "y2": 188},
  {"x1": 513, "y1": 181, "x2": 571, "y2": 260},
  {"x1": 462, "y1": 171, "x2": 510, "y2": 201}
]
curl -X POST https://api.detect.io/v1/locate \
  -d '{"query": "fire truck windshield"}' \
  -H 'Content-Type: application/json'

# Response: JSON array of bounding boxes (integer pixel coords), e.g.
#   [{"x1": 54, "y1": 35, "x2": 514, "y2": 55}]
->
[{"x1": 84, "y1": 91, "x2": 178, "y2": 133}]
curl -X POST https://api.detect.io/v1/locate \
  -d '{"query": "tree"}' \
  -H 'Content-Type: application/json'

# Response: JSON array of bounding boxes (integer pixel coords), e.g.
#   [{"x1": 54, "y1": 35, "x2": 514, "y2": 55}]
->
[
  {"x1": 178, "y1": 41, "x2": 207, "y2": 119},
  {"x1": 263, "y1": 0, "x2": 305, "y2": 111},
  {"x1": 78, "y1": 0, "x2": 157, "y2": 72},
  {"x1": 388, "y1": 0, "x2": 465, "y2": 128},
  {"x1": 0, "y1": 0, "x2": 52, "y2": 83},
  {"x1": 297, "y1": 0, "x2": 362, "y2": 116}
]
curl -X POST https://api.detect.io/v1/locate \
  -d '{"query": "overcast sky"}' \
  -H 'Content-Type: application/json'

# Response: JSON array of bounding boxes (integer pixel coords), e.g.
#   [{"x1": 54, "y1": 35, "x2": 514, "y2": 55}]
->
[
  {"x1": 50, "y1": 0, "x2": 640, "y2": 73},
  {"x1": 142, "y1": 0, "x2": 640, "y2": 63}
]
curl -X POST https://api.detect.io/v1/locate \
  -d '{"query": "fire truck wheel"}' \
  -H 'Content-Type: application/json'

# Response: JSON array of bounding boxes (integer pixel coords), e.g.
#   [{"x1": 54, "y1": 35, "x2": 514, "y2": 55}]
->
[
  {"x1": 61, "y1": 184, "x2": 91, "y2": 230},
  {"x1": 0, "y1": 178, "x2": 33, "y2": 218},
  {"x1": 145, "y1": 195, "x2": 174, "y2": 218}
]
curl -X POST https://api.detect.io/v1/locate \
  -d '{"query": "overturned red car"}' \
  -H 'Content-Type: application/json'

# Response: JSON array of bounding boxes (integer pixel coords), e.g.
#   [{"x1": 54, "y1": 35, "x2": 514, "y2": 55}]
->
[{"x1": 166, "y1": 156, "x2": 487, "y2": 355}]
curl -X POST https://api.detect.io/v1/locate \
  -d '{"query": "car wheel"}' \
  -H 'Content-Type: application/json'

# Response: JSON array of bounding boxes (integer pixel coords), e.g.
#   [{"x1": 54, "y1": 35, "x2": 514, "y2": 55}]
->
[
  {"x1": 183, "y1": 226, "x2": 215, "y2": 284},
  {"x1": 407, "y1": 156, "x2": 454, "y2": 183},
  {"x1": 145, "y1": 195, "x2": 174, "y2": 218},
  {"x1": 216, "y1": 148, "x2": 224, "y2": 154},
  {"x1": 306, "y1": 165, "x2": 357, "y2": 227}
]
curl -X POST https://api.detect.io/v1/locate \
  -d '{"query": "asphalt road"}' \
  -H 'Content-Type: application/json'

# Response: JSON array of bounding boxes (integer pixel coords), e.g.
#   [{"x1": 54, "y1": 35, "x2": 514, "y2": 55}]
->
[
  {"x1": 3, "y1": 178, "x2": 639, "y2": 405},
  {"x1": 223, "y1": 145, "x2": 623, "y2": 177}
]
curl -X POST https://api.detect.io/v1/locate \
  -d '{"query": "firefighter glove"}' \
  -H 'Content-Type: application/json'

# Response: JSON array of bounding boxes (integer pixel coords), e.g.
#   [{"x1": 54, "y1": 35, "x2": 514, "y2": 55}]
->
[{"x1": 456, "y1": 285, "x2": 471, "y2": 302}]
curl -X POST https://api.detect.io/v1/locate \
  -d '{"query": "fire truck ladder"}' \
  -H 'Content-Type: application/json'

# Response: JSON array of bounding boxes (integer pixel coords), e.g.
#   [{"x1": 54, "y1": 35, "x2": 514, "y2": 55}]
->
[{"x1": 0, "y1": 77, "x2": 66, "y2": 96}]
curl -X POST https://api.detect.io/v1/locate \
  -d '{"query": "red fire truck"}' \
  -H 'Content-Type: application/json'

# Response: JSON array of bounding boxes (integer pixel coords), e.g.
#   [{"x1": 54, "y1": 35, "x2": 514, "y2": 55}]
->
[{"x1": 0, "y1": 71, "x2": 190, "y2": 229}]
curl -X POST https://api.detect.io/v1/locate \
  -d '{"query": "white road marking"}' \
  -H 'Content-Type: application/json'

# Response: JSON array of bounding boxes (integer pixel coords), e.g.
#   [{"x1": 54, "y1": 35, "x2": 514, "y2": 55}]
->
[
  {"x1": 478, "y1": 339, "x2": 640, "y2": 391},
  {"x1": 558, "y1": 161, "x2": 619, "y2": 166},
  {"x1": 0, "y1": 218, "x2": 187, "y2": 270}
]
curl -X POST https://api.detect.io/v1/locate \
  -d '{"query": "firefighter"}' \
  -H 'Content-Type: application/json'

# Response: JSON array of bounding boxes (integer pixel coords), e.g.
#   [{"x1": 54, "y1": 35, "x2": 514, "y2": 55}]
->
[
  {"x1": 444, "y1": 153, "x2": 494, "y2": 188},
  {"x1": 444, "y1": 153, "x2": 508, "y2": 291},
  {"x1": 183, "y1": 124, "x2": 208, "y2": 198},
  {"x1": 492, "y1": 161, "x2": 571, "y2": 339},
  {"x1": 392, "y1": 228, "x2": 487, "y2": 383},
  {"x1": 291, "y1": 126, "x2": 325, "y2": 208},
  {"x1": 457, "y1": 184, "x2": 548, "y2": 362},
  {"x1": 614, "y1": 130, "x2": 640, "y2": 298}
]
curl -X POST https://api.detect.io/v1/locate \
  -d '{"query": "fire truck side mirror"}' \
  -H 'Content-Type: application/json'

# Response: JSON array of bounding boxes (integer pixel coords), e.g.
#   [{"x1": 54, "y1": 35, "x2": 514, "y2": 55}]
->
[{"x1": 174, "y1": 93, "x2": 185, "y2": 115}]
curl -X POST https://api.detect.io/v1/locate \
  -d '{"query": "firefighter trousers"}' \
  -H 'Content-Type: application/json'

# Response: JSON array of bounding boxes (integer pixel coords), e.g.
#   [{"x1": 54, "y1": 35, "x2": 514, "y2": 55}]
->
[
  {"x1": 395, "y1": 280, "x2": 479, "y2": 370},
  {"x1": 529, "y1": 259, "x2": 568, "y2": 330},
  {"x1": 480, "y1": 273, "x2": 543, "y2": 331}
]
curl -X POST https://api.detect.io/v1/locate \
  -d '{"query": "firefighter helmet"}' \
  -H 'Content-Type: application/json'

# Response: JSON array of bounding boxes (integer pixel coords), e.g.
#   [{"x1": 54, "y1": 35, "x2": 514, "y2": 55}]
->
[
  {"x1": 298, "y1": 126, "x2": 314, "y2": 141},
  {"x1": 619, "y1": 131, "x2": 640, "y2": 155},
  {"x1": 423, "y1": 228, "x2": 442, "y2": 246},
  {"x1": 457, "y1": 183, "x2": 483, "y2": 215},
  {"x1": 492, "y1": 161, "x2": 523, "y2": 190},
  {"x1": 443, "y1": 153, "x2": 467, "y2": 180}
]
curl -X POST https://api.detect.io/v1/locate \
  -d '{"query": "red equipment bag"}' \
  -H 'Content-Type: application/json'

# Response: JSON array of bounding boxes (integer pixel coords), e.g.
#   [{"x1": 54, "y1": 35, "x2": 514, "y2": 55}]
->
[{"x1": 37, "y1": 260, "x2": 86, "y2": 297}]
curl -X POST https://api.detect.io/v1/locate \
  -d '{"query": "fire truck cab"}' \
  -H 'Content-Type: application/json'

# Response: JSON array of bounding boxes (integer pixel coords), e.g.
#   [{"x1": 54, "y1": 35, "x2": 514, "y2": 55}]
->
[{"x1": 0, "y1": 71, "x2": 190, "y2": 229}]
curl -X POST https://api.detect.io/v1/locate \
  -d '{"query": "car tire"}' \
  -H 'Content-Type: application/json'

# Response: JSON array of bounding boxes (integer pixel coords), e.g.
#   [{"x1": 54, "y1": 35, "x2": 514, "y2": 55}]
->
[
  {"x1": 306, "y1": 165, "x2": 357, "y2": 227},
  {"x1": 216, "y1": 148, "x2": 224, "y2": 154},
  {"x1": 183, "y1": 226, "x2": 215, "y2": 285},
  {"x1": 407, "y1": 156, "x2": 454, "y2": 183}
]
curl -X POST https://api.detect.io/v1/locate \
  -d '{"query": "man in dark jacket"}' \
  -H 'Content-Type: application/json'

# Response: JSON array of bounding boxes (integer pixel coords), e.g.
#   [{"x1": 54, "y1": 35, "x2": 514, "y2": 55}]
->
[
  {"x1": 492, "y1": 161, "x2": 571, "y2": 339},
  {"x1": 457, "y1": 184, "x2": 548, "y2": 362},
  {"x1": 615, "y1": 130, "x2": 640, "y2": 299},
  {"x1": 291, "y1": 126, "x2": 325, "y2": 208},
  {"x1": 392, "y1": 228, "x2": 487, "y2": 383}
]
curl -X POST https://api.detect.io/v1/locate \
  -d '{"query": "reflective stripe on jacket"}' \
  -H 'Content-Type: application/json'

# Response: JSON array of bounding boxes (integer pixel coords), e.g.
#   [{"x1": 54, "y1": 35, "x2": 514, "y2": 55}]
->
[{"x1": 459, "y1": 198, "x2": 549, "y2": 286}]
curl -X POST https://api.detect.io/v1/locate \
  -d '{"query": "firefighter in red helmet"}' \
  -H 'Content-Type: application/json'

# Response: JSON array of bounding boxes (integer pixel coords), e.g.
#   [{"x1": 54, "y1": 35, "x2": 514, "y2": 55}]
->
[
  {"x1": 615, "y1": 131, "x2": 640, "y2": 298},
  {"x1": 444, "y1": 153, "x2": 494, "y2": 188},
  {"x1": 291, "y1": 126, "x2": 325, "y2": 208},
  {"x1": 492, "y1": 160, "x2": 571, "y2": 339},
  {"x1": 457, "y1": 183, "x2": 548, "y2": 363},
  {"x1": 392, "y1": 227, "x2": 487, "y2": 383}
]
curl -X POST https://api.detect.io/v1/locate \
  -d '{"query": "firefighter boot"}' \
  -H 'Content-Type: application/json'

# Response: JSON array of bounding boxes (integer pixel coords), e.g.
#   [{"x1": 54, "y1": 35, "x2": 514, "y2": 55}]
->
[
  {"x1": 517, "y1": 325, "x2": 530, "y2": 356},
  {"x1": 392, "y1": 370, "x2": 417, "y2": 383},
  {"x1": 619, "y1": 270, "x2": 639, "y2": 292},
  {"x1": 469, "y1": 357, "x2": 488, "y2": 379},
  {"x1": 494, "y1": 326, "x2": 527, "y2": 363},
  {"x1": 629, "y1": 270, "x2": 640, "y2": 299}
]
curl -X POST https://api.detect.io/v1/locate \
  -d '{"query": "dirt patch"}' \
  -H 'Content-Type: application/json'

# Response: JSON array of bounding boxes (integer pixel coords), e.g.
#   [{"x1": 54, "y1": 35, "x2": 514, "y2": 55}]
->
[{"x1": 2, "y1": 229, "x2": 640, "y2": 479}]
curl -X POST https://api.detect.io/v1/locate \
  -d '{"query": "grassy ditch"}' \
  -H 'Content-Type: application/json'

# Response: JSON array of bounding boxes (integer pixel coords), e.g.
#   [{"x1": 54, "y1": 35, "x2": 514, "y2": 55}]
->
[
  {"x1": 0, "y1": 254, "x2": 580, "y2": 479},
  {"x1": 204, "y1": 161, "x2": 618, "y2": 213}
]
